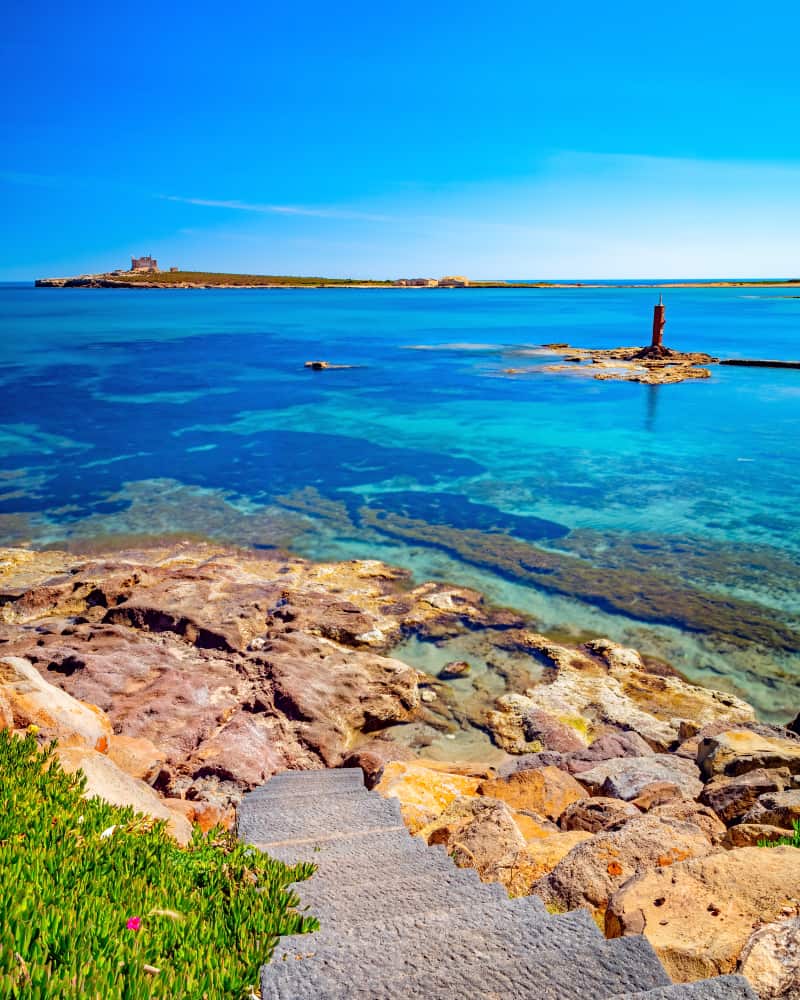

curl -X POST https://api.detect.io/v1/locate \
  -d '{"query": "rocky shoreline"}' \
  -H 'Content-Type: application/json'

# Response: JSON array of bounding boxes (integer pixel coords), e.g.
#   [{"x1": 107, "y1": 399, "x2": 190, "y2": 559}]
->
[
  {"x1": 506, "y1": 345, "x2": 719, "y2": 385},
  {"x1": 1, "y1": 541, "x2": 798, "y2": 996}
]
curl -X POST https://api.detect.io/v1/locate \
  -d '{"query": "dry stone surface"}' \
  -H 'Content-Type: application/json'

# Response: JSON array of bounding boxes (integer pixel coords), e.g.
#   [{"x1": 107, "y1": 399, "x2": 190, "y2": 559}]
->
[
  {"x1": 239, "y1": 769, "x2": 755, "y2": 999},
  {"x1": 605, "y1": 847, "x2": 800, "y2": 982}
]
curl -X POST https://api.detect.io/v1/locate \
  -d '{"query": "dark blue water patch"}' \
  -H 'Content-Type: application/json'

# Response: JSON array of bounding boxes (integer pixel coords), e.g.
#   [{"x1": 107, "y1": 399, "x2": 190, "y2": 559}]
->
[
  {"x1": 0, "y1": 423, "x2": 485, "y2": 523},
  {"x1": 357, "y1": 490, "x2": 569, "y2": 541}
]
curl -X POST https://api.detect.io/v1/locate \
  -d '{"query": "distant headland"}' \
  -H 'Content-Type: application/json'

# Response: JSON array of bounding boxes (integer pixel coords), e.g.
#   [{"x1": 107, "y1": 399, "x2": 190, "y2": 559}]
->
[{"x1": 34, "y1": 257, "x2": 800, "y2": 290}]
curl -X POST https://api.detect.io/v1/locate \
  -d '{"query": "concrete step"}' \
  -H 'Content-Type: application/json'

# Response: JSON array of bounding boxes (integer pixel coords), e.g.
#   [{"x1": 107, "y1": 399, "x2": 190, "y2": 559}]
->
[
  {"x1": 280, "y1": 832, "x2": 499, "y2": 885},
  {"x1": 237, "y1": 789, "x2": 403, "y2": 845},
  {"x1": 263, "y1": 908, "x2": 669, "y2": 1000},
  {"x1": 264, "y1": 824, "x2": 422, "y2": 865},
  {"x1": 247, "y1": 768, "x2": 365, "y2": 797},
  {"x1": 287, "y1": 870, "x2": 545, "y2": 932},
  {"x1": 608, "y1": 975, "x2": 758, "y2": 999}
]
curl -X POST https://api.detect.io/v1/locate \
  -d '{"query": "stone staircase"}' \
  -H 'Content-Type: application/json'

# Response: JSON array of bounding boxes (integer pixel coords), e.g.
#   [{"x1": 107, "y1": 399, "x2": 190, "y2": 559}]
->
[{"x1": 238, "y1": 769, "x2": 757, "y2": 999}]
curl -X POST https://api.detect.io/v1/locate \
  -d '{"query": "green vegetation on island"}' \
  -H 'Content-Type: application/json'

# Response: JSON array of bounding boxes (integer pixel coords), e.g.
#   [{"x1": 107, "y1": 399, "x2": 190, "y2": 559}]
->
[
  {"x1": 106, "y1": 270, "x2": 394, "y2": 287},
  {"x1": 0, "y1": 732, "x2": 317, "y2": 998}
]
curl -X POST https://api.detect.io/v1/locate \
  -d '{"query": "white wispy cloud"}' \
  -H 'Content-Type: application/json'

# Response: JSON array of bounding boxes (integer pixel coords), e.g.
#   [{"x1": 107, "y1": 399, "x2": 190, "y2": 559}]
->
[{"x1": 160, "y1": 194, "x2": 391, "y2": 223}]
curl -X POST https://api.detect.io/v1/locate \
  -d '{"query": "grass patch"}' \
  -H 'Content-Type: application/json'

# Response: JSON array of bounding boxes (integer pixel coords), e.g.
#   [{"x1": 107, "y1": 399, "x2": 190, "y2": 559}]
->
[
  {"x1": 759, "y1": 819, "x2": 800, "y2": 848},
  {"x1": 0, "y1": 731, "x2": 317, "y2": 998}
]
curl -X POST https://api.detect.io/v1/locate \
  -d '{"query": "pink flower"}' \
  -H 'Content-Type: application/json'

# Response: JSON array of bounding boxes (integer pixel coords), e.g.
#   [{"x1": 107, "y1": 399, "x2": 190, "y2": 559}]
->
[{"x1": 126, "y1": 917, "x2": 141, "y2": 931}]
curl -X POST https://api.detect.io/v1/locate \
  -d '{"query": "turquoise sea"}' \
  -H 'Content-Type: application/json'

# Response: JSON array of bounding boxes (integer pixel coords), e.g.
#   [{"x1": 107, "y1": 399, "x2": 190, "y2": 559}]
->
[{"x1": 1, "y1": 283, "x2": 798, "y2": 721}]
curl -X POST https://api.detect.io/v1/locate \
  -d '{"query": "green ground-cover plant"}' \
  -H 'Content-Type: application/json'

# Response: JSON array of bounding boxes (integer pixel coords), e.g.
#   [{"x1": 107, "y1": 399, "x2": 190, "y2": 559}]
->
[
  {"x1": 759, "y1": 820, "x2": 800, "y2": 848},
  {"x1": 0, "y1": 732, "x2": 317, "y2": 998}
]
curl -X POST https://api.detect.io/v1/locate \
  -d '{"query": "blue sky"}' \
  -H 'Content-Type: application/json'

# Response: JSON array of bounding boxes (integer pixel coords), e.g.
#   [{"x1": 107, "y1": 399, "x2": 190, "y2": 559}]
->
[{"x1": 3, "y1": 0, "x2": 800, "y2": 279}]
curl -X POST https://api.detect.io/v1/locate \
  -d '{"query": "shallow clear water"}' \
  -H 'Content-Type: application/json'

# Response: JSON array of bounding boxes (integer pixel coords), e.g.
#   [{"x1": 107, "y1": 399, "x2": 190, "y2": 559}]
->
[{"x1": 2, "y1": 283, "x2": 799, "y2": 720}]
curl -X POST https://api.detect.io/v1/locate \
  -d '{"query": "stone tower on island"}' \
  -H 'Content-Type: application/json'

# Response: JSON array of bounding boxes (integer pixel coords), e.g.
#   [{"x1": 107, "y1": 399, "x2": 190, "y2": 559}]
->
[{"x1": 130, "y1": 255, "x2": 159, "y2": 272}]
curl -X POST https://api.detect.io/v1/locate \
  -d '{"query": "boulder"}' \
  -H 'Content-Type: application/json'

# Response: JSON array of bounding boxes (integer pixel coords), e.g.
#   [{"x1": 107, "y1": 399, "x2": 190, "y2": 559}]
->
[
  {"x1": 648, "y1": 800, "x2": 727, "y2": 844},
  {"x1": 567, "y1": 730, "x2": 654, "y2": 774},
  {"x1": 723, "y1": 824, "x2": 791, "y2": 849},
  {"x1": 698, "y1": 730, "x2": 800, "y2": 780},
  {"x1": 437, "y1": 660, "x2": 471, "y2": 680},
  {"x1": 576, "y1": 754, "x2": 703, "y2": 801},
  {"x1": 0, "y1": 655, "x2": 112, "y2": 750},
  {"x1": 505, "y1": 832, "x2": 593, "y2": 896},
  {"x1": 512, "y1": 811, "x2": 560, "y2": 841},
  {"x1": 419, "y1": 796, "x2": 526, "y2": 884},
  {"x1": 166, "y1": 798, "x2": 235, "y2": 833},
  {"x1": 700, "y1": 769, "x2": 791, "y2": 824},
  {"x1": 486, "y1": 693, "x2": 588, "y2": 755},
  {"x1": 477, "y1": 765, "x2": 586, "y2": 822},
  {"x1": 738, "y1": 917, "x2": 800, "y2": 999},
  {"x1": 496, "y1": 751, "x2": 568, "y2": 777},
  {"x1": 56, "y1": 747, "x2": 192, "y2": 844},
  {"x1": 631, "y1": 781, "x2": 683, "y2": 811},
  {"x1": 605, "y1": 847, "x2": 800, "y2": 982},
  {"x1": 341, "y1": 738, "x2": 416, "y2": 789},
  {"x1": 533, "y1": 815, "x2": 715, "y2": 917},
  {"x1": 559, "y1": 797, "x2": 640, "y2": 834},
  {"x1": 107, "y1": 734, "x2": 165, "y2": 785},
  {"x1": 743, "y1": 790, "x2": 800, "y2": 830},
  {"x1": 519, "y1": 707, "x2": 587, "y2": 753},
  {"x1": 375, "y1": 761, "x2": 480, "y2": 833}
]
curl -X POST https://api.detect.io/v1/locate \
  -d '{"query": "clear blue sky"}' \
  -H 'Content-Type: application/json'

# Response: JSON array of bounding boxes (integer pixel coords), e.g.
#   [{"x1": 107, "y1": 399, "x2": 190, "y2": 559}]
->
[{"x1": 3, "y1": 0, "x2": 800, "y2": 279}]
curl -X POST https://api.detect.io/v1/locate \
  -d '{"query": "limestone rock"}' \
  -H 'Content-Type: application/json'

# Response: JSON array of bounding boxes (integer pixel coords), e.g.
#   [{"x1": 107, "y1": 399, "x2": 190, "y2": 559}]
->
[
  {"x1": 496, "y1": 751, "x2": 568, "y2": 776},
  {"x1": 559, "y1": 797, "x2": 640, "y2": 833},
  {"x1": 107, "y1": 734, "x2": 165, "y2": 785},
  {"x1": 700, "y1": 769, "x2": 791, "y2": 824},
  {"x1": 738, "y1": 917, "x2": 800, "y2": 999},
  {"x1": 648, "y1": 800, "x2": 727, "y2": 844},
  {"x1": 533, "y1": 815, "x2": 715, "y2": 917},
  {"x1": 488, "y1": 635, "x2": 754, "y2": 755},
  {"x1": 477, "y1": 765, "x2": 587, "y2": 822},
  {"x1": 743, "y1": 790, "x2": 800, "y2": 830},
  {"x1": 505, "y1": 832, "x2": 593, "y2": 895},
  {"x1": 341, "y1": 738, "x2": 416, "y2": 789},
  {"x1": 512, "y1": 811, "x2": 560, "y2": 841},
  {"x1": 723, "y1": 824, "x2": 790, "y2": 849},
  {"x1": 0, "y1": 655, "x2": 112, "y2": 750},
  {"x1": 698, "y1": 730, "x2": 800, "y2": 780},
  {"x1": 437, "y1": 660, "x2": 471, "y2": 680},
  {"x1": 56, "y1": 747, "x2": 192, "y2": 844},
  {"x1": 519, "y1": 707, "x2": 587, "y2": 753},
  {"x1": 375, "y1": 761, "x2": 480, "y2": 833},
  {"x1": 576, "y1": 754, "x2": 703, "y2": 801},
  {"x1": 631, "y1": 781, "x2": 683, "y2": 811},
  {"x1": 606, "y1": 848, "x2": 800, "y2": 982},
  {"x1": 418, "y1": 796, "x2": 526, "y2": 884},
  {"x1": 166, "y1": 798, "x2": 235, "y2": 833},
  {"x1": 567, "y1": 729, "x2": 654, "y2": 774}
]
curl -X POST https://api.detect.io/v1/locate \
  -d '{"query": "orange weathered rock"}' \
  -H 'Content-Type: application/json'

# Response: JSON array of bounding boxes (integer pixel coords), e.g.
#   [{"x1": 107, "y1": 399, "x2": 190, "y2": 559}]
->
[
  {"x1": 533, "y1": 815, "x2": 716, "y2": 917},
  {"x1": 605, "y1": 847, "x2": 800, "y2": 982},
  {"x1": 108, "y1": 734, "x2": 165, "y2": 785},
  {"x1": 375, "y1": 761, "x2": 481, "y2": 833},
  {"x1": 0, "y1": 655, "x2": 112, "y2": 751},
  {"x1": 56, "y1": 746, "x2": 192, "y2": 844},
  {"x1": 478, "y1": 765, "x2": 586, "y2": 822}
]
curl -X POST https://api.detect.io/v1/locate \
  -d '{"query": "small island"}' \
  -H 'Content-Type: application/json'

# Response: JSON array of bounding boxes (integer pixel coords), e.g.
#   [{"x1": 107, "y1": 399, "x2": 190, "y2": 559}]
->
[{"x1": 33, "y1": 257, "x2": 800, "y2": 291}]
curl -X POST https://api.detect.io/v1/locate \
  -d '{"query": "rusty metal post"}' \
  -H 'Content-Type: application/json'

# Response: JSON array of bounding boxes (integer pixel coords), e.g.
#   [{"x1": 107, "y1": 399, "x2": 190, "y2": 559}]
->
[{"x1": 651, "y1": 294, "x2": 666, "y2": 348}]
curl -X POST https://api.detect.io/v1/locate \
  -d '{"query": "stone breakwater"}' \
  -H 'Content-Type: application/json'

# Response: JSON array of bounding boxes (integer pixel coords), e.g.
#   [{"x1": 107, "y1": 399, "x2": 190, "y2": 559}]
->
[{"x1": 2, "y1": 541, "x2": 799, "y2": 996}]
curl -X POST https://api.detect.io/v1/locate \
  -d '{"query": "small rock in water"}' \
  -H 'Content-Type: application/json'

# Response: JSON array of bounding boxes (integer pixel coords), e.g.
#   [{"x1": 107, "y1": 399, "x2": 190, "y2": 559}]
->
[
  {"x1": 304, "y1": 360, "x2": 331, "y2": 370},
  {"x1": 437, "y1": 660, "x2": 471, "y2": 680},
  {"x1": 420, "y1": 688, "x2": 437, "y2": 703}
]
